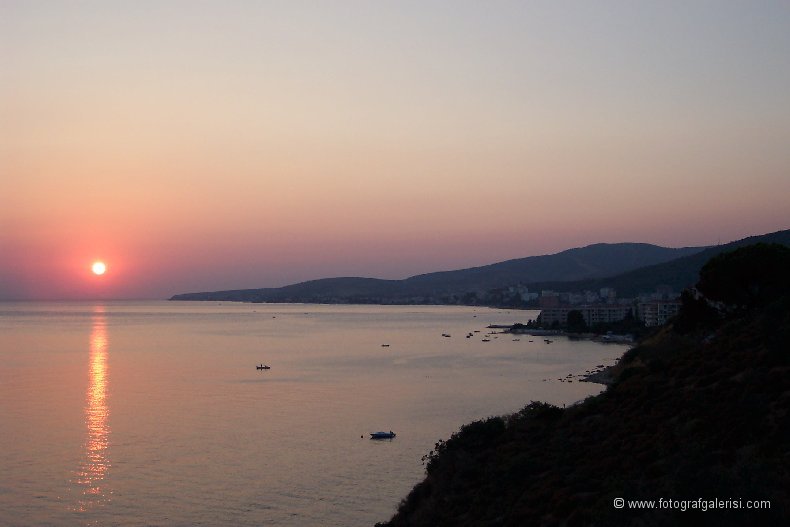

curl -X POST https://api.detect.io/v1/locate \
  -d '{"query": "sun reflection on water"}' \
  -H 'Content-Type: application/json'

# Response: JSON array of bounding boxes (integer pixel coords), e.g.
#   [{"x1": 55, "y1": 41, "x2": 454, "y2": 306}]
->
[{"x1": 72, "y1": 305, "x2": 111, "y2": 512}]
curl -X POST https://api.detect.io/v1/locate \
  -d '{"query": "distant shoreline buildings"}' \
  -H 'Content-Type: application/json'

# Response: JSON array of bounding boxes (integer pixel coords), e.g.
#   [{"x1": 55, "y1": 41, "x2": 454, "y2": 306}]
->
[{"x1": 530, "y1": 286, "x2": 682, "y2": 328}]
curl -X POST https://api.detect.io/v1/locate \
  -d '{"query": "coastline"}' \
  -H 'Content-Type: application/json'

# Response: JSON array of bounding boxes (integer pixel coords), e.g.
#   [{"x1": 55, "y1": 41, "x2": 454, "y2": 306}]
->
[
  {"x1": 485, "y1": 324, "x2": 629, "y2": 387},
  {"x1": 579, "y1": 365, "x2": 616, "y2": 386},
  {"x1": 377, "y1": 244, "x2": 790, "y2": 526}
]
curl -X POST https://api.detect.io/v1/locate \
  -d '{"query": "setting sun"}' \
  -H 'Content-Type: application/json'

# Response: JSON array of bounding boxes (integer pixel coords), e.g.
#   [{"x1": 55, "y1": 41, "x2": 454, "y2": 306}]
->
[{"x1": 91, "y1": 261, "x2": 107, "y2": 275}]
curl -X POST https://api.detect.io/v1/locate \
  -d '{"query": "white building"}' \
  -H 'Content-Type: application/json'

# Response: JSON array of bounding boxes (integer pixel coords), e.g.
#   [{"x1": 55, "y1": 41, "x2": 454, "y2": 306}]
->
[
  {"x1": 638, "y1": 300, "x2": 682, "y2": 327},
  {"x1": 539, "y1": 304, "x2": 634, "y2": 327}
]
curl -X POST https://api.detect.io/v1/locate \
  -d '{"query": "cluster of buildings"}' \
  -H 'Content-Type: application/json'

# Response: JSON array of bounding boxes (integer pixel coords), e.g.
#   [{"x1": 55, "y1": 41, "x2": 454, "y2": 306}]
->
[{"x1": 522, "y1": 286, "x2": 682, "y2": 328}]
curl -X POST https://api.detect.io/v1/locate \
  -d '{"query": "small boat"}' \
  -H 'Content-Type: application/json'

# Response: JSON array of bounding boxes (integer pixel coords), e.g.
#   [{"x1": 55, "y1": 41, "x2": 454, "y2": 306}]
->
[
  {"x1": 482, "y1": 338, "x2": 490, "y2": 342},
  {"x1": 256, "y1": 364, "x2": 270, "y2": 370},
  {"x1": 441, "y1": 333, "x2": 451, "y2": 338},
  {"x1": 370, "y1": 431, "x2": 396, "y2": 440},
  {"x1": 381, "y1": 344, "x2": 390, "y2": 347}
]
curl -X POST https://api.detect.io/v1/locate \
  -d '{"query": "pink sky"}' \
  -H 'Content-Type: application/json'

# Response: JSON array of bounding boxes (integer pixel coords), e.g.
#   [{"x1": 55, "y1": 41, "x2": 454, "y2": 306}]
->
[{"x1": 2, "y1": 2, "x2": 789, "y2": 299}]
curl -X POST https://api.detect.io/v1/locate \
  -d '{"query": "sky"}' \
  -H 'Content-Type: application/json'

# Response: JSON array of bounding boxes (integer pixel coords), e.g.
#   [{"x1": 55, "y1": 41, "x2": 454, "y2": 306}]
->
[{"x1": 2, "y1": 1, "x2": 789, "y2": 300}]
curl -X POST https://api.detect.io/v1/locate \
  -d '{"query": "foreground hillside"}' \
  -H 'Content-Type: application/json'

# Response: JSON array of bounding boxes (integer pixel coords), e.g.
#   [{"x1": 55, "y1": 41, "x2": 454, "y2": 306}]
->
[{"x1": 378, "y1": 244, "x2": 790, "y2": 526}]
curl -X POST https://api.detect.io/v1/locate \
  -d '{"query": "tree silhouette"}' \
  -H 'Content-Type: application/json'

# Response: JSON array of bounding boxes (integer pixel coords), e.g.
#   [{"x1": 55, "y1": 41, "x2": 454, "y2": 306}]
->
[
  {"x1": 566, "y1": 310, "x2": 588, "y2": 332},
  {"x1": 697, "y1": 243, "x2": 790, "y2": 310}
]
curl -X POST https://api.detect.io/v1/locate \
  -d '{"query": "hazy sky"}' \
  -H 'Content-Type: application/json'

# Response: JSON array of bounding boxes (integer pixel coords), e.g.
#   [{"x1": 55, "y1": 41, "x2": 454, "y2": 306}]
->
[{"x1": 2, "y1": 1, "x2": 789, "y2": 299}]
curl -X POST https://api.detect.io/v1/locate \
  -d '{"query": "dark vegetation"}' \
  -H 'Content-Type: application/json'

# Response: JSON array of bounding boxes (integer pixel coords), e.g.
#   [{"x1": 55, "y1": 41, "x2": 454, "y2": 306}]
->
[
  {"x1": 566, "y1": 309, "x2": 588, "y2": 333},
  {"x1": 377, "y1": 244, "x2": 790, "y2": 526},
  {"x1": 587, "y1": 310, "x2": 652, "y2": 339}
]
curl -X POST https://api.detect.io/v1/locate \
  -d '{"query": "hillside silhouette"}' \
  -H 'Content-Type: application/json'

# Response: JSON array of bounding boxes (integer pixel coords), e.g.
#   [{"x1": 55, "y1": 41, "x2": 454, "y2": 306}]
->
[
  {"x1": 377, "y1": 244, "x2": 790, "y2": 526},
  {"x1": 171, "y1": 241, "x2": 706, "y2": 302},
  {"x1": 171, "y1": 229, "x2": 789, "y2": 304},
  {"x1": 525, "y1": 228, "x2": 790, "y2": 298}
]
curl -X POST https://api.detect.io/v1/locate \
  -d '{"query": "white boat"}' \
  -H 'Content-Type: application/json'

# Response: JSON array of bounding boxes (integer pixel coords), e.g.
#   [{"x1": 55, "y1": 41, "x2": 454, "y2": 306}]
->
[{"x1": 370, "y1": 431, "x2": 396, "y2": 439}]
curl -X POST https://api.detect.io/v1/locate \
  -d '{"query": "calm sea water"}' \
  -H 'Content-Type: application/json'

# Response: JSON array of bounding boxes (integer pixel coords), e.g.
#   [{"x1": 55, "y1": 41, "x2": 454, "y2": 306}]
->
[{"x1": 0, "y1": 301, "x2": 628, "y2": 526}]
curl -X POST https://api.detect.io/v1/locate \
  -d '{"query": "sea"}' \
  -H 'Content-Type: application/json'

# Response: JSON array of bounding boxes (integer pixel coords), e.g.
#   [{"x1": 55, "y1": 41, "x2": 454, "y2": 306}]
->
[{"x1": 0, "y1": 301, "x2": 629, "y2": 526}]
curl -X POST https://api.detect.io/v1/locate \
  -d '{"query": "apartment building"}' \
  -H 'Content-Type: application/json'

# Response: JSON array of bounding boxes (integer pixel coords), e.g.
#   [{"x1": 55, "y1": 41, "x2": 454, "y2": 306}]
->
[
  {"x1": 539, "y1": 304, "x2": 634, "y2": 327},
  {"x1": 638, "y1": 300, "x2": 682, "y2": 327}
]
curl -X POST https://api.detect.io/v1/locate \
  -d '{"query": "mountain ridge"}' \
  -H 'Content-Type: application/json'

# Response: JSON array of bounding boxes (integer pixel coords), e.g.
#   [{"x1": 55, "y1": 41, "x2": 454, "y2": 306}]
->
[
  {"x1": 170, "y1": 229, "x2": 790, "y2": 303},
  {"x1": 170, "y1": 241, "x2": 706, "y2": 302},
  {"x1": 523, "y1": 229, "x2": 790, "y2": 297}
]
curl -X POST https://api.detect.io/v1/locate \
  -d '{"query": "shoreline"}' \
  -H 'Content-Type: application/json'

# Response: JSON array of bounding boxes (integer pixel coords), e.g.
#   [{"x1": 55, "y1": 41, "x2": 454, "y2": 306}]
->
[
  {"x1": 483, "y1": 324, "x2": 630, "y2": 386},
  {"x1": 497, "y1": 325, "x2": 635, "y2": 344},
  {"x1": 579, "y1": 365, "x2": 617, "y2": 386}
]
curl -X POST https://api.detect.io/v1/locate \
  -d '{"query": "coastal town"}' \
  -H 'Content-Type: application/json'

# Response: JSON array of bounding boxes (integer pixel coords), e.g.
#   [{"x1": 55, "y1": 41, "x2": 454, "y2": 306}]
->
[{"x1": 507, "y1": 284, "x2": 681, "y2": 328}]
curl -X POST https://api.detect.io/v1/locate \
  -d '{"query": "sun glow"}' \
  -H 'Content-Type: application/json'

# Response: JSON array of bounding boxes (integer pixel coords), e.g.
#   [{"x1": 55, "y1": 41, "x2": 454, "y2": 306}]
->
[{"x1": 92, "y1": 262, "x2": 107, "y2": 275}]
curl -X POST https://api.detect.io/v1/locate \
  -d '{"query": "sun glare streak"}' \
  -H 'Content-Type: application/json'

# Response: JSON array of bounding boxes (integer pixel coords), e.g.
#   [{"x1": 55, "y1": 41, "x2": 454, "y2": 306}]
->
[{"x1": 71, "y1": 305, "x2": 111, "y2": 512}]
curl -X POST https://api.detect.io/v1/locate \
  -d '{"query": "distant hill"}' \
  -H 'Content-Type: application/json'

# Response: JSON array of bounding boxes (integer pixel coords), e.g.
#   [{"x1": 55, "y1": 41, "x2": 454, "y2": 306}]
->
[
  {"x1": 377, "y1": 243, "x2": 790, "y2": 526},
  {"x1": 400, "y1": 242, "x2": 704, "y2": 295},
  {"x1": 170, "y1": 242, "x2": 705, "y2": 302},
  {"x1": 527, "y1": 228, "x2": 790, "y2": 297},
  {"x1": 170, "y1": 229, "x2": 790, "y2": 304}
]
